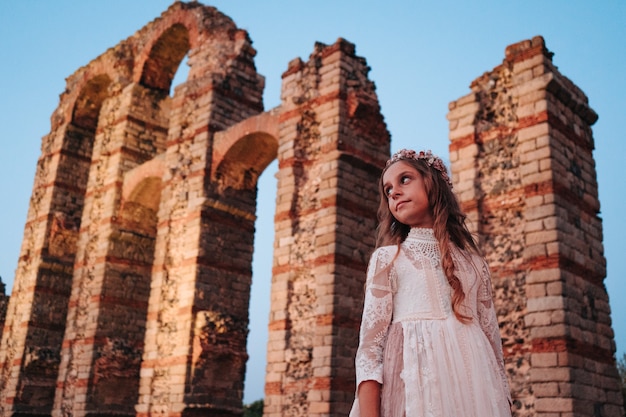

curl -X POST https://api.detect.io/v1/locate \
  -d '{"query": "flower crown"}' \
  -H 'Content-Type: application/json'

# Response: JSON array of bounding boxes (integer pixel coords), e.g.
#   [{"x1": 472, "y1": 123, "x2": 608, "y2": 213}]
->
[{"x1": 386, "y1": 149, "x2": 453, "y2": 188}]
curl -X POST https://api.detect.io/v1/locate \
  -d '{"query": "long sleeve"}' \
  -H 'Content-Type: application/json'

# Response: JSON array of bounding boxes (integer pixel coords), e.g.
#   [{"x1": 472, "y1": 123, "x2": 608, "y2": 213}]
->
[
  {"x1": 476, "y1": 257, "x2": 512, "y2": 403},
  {"x1": 354, "y1": 246, "x2": 396, "y2": 388}
]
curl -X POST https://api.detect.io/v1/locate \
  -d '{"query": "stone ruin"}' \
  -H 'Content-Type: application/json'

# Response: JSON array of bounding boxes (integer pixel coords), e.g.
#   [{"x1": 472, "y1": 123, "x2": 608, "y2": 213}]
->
[{"x1": 0, "y1": 2, "x2": 622, "y2": 416}]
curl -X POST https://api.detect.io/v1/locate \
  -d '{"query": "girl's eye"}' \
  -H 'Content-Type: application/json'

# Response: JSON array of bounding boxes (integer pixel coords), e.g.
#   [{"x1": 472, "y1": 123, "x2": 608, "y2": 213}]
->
[
  {"x1": 384, "y1": 187, "x2": 392, "y2": 196},
  {"x1": 401, "y1": 176, "x2": 410, "y2": 184}
]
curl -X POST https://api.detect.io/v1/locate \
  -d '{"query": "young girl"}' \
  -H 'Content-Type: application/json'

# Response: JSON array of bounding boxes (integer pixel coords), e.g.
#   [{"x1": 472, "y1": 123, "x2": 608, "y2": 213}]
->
[{"x1": 350, "y1": 149, "x2": 512, "y2": 417}]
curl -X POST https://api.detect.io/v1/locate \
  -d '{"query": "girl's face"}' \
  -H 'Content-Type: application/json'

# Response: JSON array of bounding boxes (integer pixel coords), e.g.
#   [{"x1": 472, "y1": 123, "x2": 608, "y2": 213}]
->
[{"x1": 382, "y1": 161, "x2": 433, "y2": 228}]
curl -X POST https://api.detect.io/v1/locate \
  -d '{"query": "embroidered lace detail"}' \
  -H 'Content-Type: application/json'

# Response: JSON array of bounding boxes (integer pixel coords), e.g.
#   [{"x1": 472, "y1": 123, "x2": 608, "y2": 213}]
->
[
  {"x1": 451, "y1": 249, "x2": 512, "y2": 405},
  {"x1": 395, "y1": 228, "x2": 452, "y2": 321},
  {"x1": 406, "y1": 227, "x2": 436, "y2": 241},
  {"x1": 474, "y1": 257, "x2": 512, "y2": 404},
  {"x1": 354, "y1": 246, "x2": 396, "y2": 385},
  {"x1": 404, "y1": 228, "x2": 439, "y2": 262}
]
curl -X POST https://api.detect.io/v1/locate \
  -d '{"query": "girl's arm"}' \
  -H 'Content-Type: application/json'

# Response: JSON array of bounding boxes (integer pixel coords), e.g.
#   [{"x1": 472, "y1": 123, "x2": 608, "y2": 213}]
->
[
  {"x1": 353, "y1": 246, "x2": 395, "y2": 416},
  {"x1": 358, "y1": 380, "x2": 381, "y2": 417},
  {"x1": 476, "y1": 256, "x2": 512, "y2": 404}
]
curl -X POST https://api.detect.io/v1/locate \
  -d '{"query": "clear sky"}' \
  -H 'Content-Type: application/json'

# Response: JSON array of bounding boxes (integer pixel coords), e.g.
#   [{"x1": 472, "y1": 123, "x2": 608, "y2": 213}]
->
[{"x1": 1, "y1": 0, "x2": 624, "y2": 405}]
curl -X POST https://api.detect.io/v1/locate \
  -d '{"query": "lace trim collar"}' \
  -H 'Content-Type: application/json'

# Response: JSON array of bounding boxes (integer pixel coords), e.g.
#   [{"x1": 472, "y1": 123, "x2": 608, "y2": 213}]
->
[{"x1": 405, "y1": 227, "x2": 436, "y2": 242}]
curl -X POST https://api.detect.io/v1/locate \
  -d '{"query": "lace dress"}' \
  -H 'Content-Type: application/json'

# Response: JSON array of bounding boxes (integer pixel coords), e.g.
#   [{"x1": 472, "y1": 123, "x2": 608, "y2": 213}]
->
[{"x1": 350, "y1": 228, "x2": 511, "y2": 417}]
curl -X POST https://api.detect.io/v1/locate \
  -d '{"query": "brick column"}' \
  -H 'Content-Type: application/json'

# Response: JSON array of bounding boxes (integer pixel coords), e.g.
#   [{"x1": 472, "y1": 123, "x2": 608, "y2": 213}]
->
[
  {"x1": 265, "y1": 38, "x2": 389, "y2": 417},
  {"x1": 447, "y1": 36, "x2": 623, "y2": 417},
  {"x1": 0, "y1": 71, "x2": 109, "y2": 416},
  {"x1": 53, "y1": 82, "x2": 169, "y2": 417},
  {"x1": 135, "y1": 17, "x2": 265, "y2": 417}
]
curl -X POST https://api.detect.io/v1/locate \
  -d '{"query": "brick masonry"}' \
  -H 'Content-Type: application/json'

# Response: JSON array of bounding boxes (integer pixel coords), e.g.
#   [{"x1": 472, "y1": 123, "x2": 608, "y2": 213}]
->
[
  {"x1": 448, "y1": 36, "x2": 623, "y2": 417},
  {"x1": 0, "y1": 4, "x2": 622, "y2": 417}
]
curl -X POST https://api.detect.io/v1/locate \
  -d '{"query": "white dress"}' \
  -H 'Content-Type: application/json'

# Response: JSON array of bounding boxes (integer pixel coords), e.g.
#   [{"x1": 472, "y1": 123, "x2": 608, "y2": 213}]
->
[{"x1": 350, "y1": 228, "x2": 511, "y2": 417}]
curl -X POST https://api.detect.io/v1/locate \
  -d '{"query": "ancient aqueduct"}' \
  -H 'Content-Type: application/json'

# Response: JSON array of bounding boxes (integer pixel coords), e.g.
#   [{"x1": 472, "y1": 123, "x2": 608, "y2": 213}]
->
[{"x1": 0, "y1": 2, "x2": 622, "y2": 417}]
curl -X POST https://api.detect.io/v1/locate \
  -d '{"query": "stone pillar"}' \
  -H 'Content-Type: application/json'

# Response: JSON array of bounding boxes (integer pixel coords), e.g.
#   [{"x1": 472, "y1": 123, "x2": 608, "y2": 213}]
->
[
  {"x1": 447, "y1": 36, "x2": 623, "y2": 417},
  {"x1": 264, "y1": 39, "x2": 389, "y2": 417},
  {"x1": 0, "y1": 71, "x2": 108, "y2": 416},
  {"x1": 135, "y1": 21, "x2": 266, "y2": 417},
  {"x1": 53, "y1": 82, "x2": 169, "y2": 416}
]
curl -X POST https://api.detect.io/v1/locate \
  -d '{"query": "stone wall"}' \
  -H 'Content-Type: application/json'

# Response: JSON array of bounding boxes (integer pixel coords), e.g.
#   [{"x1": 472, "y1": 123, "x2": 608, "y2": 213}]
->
[
  {"x1": 264, "y1": 40, "x2": 388, "y2": 417},
  {"x1": 0, "y1": 3, "x2": 389, "y2": 417},
  {"x1": 0, "y1": 3, "x2": 268, "y2": 416}
]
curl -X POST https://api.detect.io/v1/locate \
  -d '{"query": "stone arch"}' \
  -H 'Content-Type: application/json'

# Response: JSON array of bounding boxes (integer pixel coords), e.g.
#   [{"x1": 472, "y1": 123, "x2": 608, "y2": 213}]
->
[
  {"x1": 132, "y1": 2, "x2": 253, "y2": 90},
  {"x1": 120, "y1": 155, "x2": 165, "y2": 235},
  {"x1": 212, "y1": 111, "x2": 280, "y2": 191},
  {"x1": 121, "y1": 155, "x2": 165, "y2": 206},
  {"x1": 139, "y1": 23, "x2": 190, "y2": 93},
  {"x1": 82, "y1": 162, "x2": 165, "y2": 411},
  {"x1": 214, "y1": 132, "x2": 278, "y2": 191},
  {"x1": 120, "y1": 175, "x2": 163, "y2": 234},
  {"x1": 0, "y1": 66, "x2": 122, "y2": 415},
  {"x1": 71, "y1": 74, "x2": 113, "y2": 131},
  {"x1": 130, "y1": 4, "x2": 267, "y2": 416},
  {"x1": 0, "y1": 3, "x2": 267, "y2": 416},
  {"x1": 48, "y1": 72, "x2": 115, "y2": 247},
  {"x1": 52, "y1": 40, "x2": 134, "y2": 131},
  {"x1": 133, "y1": 8, "x2": 198, "y2": 87}
]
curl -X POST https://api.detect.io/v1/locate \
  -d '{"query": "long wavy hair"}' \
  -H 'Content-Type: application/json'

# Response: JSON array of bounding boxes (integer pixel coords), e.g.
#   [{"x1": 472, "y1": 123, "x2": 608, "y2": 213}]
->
[{"x1": 376, "y1": 156, "x2": 478, "y2": 323}]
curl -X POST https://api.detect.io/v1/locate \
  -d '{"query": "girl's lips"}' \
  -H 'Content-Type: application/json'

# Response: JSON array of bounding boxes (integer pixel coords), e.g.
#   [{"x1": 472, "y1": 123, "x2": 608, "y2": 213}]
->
[{"x1": 396, "y1": 200, "x2": 409, "y2": 211}]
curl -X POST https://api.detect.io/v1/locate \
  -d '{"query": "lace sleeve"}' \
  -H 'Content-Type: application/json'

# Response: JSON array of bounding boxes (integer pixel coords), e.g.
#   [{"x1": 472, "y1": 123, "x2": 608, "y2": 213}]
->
[
  {"x1": 354, "y1": 246, "x2": 396, "y2": 388},
  {"x1": 476, "y1": 257, "x2": 512, "y2": 403}
]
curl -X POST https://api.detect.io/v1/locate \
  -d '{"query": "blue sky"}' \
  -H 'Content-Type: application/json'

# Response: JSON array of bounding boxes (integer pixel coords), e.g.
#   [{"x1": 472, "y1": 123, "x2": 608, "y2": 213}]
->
[{"x1": 1, "y1": 0, "x2": 624, "y2": 404}]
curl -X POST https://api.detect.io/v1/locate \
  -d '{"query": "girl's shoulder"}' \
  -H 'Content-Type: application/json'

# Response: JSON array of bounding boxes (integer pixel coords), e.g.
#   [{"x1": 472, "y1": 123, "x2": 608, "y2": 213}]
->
[
  {"x1": 451, "y1": 243, "x2": 481, "y2": 260},
  {"x1": 452, "y1": 245, "x2": 491, "y2": 275},
  {"x1": 369, "y1": 245, "x2": 399, "y2": 269},
  {"x1": 371, "y1": 244, "x2": 399, "y2": 258}
]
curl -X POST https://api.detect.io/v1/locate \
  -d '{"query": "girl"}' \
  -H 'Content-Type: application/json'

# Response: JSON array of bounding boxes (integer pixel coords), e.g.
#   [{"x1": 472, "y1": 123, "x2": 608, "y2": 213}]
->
[{"x1": 350, "y1": 149, "x2": 511, "y2": 417}]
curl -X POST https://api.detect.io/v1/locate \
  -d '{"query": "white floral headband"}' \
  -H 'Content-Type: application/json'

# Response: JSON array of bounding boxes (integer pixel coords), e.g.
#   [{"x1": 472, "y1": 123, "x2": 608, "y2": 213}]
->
[{"x1": 386, "y1": 149, "x2": 453, "y2": 188}]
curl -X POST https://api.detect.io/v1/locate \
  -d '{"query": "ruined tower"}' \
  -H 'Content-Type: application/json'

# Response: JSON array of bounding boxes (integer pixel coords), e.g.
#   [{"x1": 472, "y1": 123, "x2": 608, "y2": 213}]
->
[
  {"x1": 263, "y1": 41, "x2": 389, "y2": 417},
  {"x1": 447, "y1": 36, "x2": 623, "y2": 416}
]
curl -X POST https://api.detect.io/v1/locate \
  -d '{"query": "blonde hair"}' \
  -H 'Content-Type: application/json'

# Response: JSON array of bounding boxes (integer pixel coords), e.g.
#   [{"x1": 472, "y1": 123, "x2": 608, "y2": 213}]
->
[{"x1": 376, "y1": 155, "x2": 478, "y2": 323}]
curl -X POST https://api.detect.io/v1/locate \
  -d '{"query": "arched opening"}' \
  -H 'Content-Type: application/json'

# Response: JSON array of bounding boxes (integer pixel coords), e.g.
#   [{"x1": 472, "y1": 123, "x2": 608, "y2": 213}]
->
[
  {"x1": 245, "y1": 159, "x2": 278, "y2": 404},
  {"x1": 13, "y1": 74, "x2": 113, "y2": 415},
  {"x1": 170, "y1": 53, "x2": 189, "y2": 96},
  {"x1": 56, "y1": 74, "x2": 112, "y2": 248},
  {"x1": 80, "y1": 24, "x2": 191, "y2": 413},
  {"x1": 214, "y1": 132, "x2": 279, "y2": 192},
  {"x1": 90, "y1": 173, "x2": 162, "y2": 411},
  {"x1": 72, "y1": 74, "x2": 111, "y2": 131},
  {"x1": 207, "y1": 115, "x2": 282, "y2": 405},
  {"x1": 140, "y1": 23, "x2": 190, "y2": 93}
]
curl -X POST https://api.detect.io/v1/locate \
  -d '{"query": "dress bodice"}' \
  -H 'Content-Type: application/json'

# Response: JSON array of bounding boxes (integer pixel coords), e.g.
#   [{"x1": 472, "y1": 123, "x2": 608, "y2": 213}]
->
[{"x1": 392, "y1": 228, "x2": 453, "y2": 322}]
